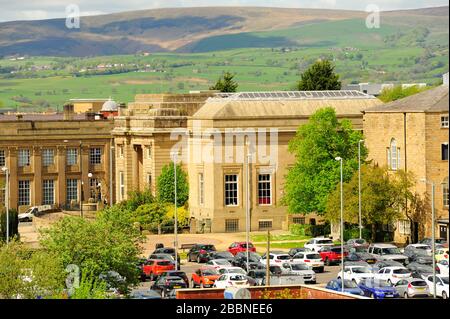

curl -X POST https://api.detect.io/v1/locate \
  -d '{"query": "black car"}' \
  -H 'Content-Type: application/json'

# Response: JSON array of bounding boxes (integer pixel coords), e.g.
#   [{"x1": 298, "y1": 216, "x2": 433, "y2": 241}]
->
[
  {"x1": 371, "y1": 260, "x2": 404, "y2": 273},
  {"x1": 404, "y1": 250, "x2": 433, "y2": 265},
  {"x1": 232, "y1": 252, "x2": 261, "y2": 268},
  {"x1": 288, "y1": 248, "x2": 311, "y2": 257},
  {"x1": 187, "y1": 244, "x2": 216, "y2": 263},
  {"x1": 159, "y1": 270, "x2": 189, "y2": 287},
  {"x1": 149, "y1": 253, "x2": 181, "y2": 269},
  {"x1": 419, "y1": 238, "x2": 447, "y2": 246},
  {"x1": 152, "y1": 247, "x2": 181, "y2": 263},
  {"x1": 407, "y1": 262, "x2": 434, "y2": 279},
  {"x1": 247, "y1": 270, "x2": 266, "y2": 286},
  {"x1": 345, "y1": 251, "x2": 377, "y2": 264},
  {"x1": 207, "y1": 251, "x2": 234, "y2": 262},
  {"x1": 151, "y1": 276, "x2": 188, "y2": 298}
]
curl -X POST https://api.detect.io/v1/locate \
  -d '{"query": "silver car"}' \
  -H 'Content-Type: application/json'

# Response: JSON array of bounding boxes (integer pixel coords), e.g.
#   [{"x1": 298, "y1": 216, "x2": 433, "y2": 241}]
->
[{"x1": 394, "y1": 278, "x2": 430, "y2": 298}]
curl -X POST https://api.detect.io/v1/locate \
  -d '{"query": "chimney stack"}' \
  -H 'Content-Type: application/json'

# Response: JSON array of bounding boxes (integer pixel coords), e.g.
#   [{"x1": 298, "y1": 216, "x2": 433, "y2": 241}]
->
[{"x1": 63, "y1": 103, "x2": 74, "y2": 120}]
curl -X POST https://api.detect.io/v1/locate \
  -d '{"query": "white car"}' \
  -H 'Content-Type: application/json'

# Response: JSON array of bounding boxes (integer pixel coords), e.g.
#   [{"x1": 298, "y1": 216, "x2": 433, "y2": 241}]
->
[
  {"x1": 260, "y1": 252, "x2": 292, "y2": 266},
  {"x1": 213, "y1": 273, "x2": 250, "y2": 289},
  {"x1": 217, "y1": 266, "x2": 247, "y2": 275},
  {"x1": 404, "y1": 244, "x2": 432, "y2": 256},
  {"x1": 337, "y1": 265, "x2": 375, "y2": 284},
  {"x1": 280, "y1": 262, "x2": 316, "y2": 283},
  {"x1": 437, "y1": 259, "x2": 449, "y2": 276},
  {"x1": 291, "y1": 252, "x2": 324, "y2": 273},
  {"x1": 374, "y1": 266, "x2": 412, "y2": 285},
  {"x1": 425, "y1": 275, "x2": 449, "y2": 299},
  {"x1": 304, "y1": 238, "x2": 334, "y2": 252},
  {"x1": 205, "y1": 259, "x2": 232, "y2": 269}
]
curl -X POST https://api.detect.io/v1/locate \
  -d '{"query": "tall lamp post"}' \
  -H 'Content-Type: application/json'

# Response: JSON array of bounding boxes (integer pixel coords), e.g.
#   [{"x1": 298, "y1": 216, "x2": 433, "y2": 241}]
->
[
  {"x1": 1, "y1": 166, "x2": 9, "y2": 244},
  {"x1": 420, "y1": 178, "x2": 436, "y2": 299},
  {"x1": 109, "y1": 143, "x2": 114, "y2": 206},
  {"x1": 173, "y1": 152, "x2": 179, "y2": 271},
  {"x1": 335, "y1": 156, "x2": 344, "y2": 292},
  {"x1": 358, "y1": 139, "x2": 364, "y2": 239}
]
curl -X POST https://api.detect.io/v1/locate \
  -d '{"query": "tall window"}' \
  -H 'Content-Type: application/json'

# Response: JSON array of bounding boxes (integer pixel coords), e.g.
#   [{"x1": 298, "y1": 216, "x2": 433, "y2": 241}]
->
[
  {"x1": 441, "y1": 115, "x2": 449, "y2": 128},
  {"x1": 258, "y1": 174, "x2": 272, "y2": 205},
  {"x1": 225, "y1": 219, "x2": 239, "y2": 232},
  {"x1": 443, "y1": 177, "x2": 449, "y2": 207},
  {"x1": 398, "y1": 220, "x2": 411, "y2": 235},
  {"x1": 66, "y1": 179, "x2": 78, "y2": 202},
  {"x1": 18, "y1": 149, "x2": 30, "y2": 167},
  {"x1": 66, "y1": 148, "x2": 78, "y2": 165},
  {"x1": 387, "y1": 139, "x2": 401, "y2": 170},
  {"x1": 18, "y1": 180, "x2": 30, "y2": 206},
  {"x1": 198, "y1": 173, "x2": 204, "y2": 206},
  {"x1": 42, "y1": 149, "x2": 54, "y2": 167},
  {"x1": 258, "y1": 220, "x2": 273, "y2": 230},
  {"x1": 42, "y1": 180, "x2": 54, "y2": 205},
  {"x1": 224, "y1": 174, "x2": 238, "y2": 206},
  {"x1": 442, "y1": 143, "x2": 449, "y2": 161},
  {"x1": 89, "y1": 147, "x2": 102, "y2": 165},
  {"x1": 118, "y1": 145, "x2": 124, "y2": 158},
  {"x1": 119, "y1": 172, "x2": 125, "y2": 201},
  {"x1": 89, "y1": 178, "x2": 99, "y2": 200},
  {"x1": 146, "y1": 174, "x2": 152, "y2": 188},
  {"x1": 0, "y1": 149, "x2": 5, "y2": 167},
  {"x1": 147, "y1": 145, "x2": 152, "y2": 159}
]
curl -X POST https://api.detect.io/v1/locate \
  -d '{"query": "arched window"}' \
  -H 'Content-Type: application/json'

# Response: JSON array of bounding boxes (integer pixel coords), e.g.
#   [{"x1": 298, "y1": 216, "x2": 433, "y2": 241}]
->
[
  {"x1": 387, "y1": 138, "x2": 400, "y2": 170},
  {"x1": 443, "y1": 177, "x2": 449, "y2": 207}
]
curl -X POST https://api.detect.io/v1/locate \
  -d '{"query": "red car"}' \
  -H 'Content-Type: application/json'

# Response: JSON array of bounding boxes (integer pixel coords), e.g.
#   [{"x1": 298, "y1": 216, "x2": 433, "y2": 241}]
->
[
  {"x1": 142, "y1": 259, "x2": 175, "y2": 280},
  {"x1": 228, "y1": 242, "x2": 256, "y2": 256},
  {"x1": 191, "y1": 267, "x2": 221, "y2": 288},
  {"x1": 318, "y1": 246, "x2": 349, "y2": 266}
]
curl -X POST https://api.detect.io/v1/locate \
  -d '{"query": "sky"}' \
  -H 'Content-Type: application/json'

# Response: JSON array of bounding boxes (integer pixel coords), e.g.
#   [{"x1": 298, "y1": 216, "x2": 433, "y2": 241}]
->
[{"x1": 0, "y1": 0, "x2": 448, "y2": 22}]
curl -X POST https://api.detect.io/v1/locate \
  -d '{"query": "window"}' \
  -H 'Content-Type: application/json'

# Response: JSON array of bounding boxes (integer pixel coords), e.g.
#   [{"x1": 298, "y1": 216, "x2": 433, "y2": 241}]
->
[
  {"x1": 259, "y1": 220, "x2": 273, "y2": 230},
  {"x1": 258, "y1": 174, "x2": 272, "y2": 205},
  {"x1": 42, "y1": 180, "x2": 54, "y2": 205},
  {"x1": 147, "y1": 145, "x2": 152, "y2": 159},
  {"x1": 89, "y1": 178, "x2": 100, "y2": 200},
  {"x1": 398, "y1": 220, "x2": 411, "y2": 235},
  {"x1": 18, "y1": 149, "x2": 30, "y2": 167},
  {"x1": 387, "y1": 139, "x2": 400, "y2": 170},
  {"x1": 118, "y1": 145, "x2": 124, "y2": 158},
  {"x1": 119, "y1": 172, "x2": 125, "y2": 201},
  {"x1": 66, "y1": 149, "x2": 78, "y2": 165},
  {"x1": 146, "y1": 174, "x2": 152, "y2": 188},
  {"x1": 224, "y1": 174, "x2": 238, "y2": 206},
  {"x1": 18, "y1": 180, "x2": 30, "y2": 206},
  {"x1": 441, "y1": 115, "x2": 449, "y2": 128},
  {"x1": 42, "y1": 149, "x2": 54, "y2": 167},
  {"x1": 198, "y1": 173, "x2": 204, "y2": 206},
  {"x1": 0, "y1": 149, "x2": 5, "y2": 167},
  {"x1": 89, "y1": 147, "x2": 102, "y2": 165},
  {"x1": 225, "y1": 219, "x2": 239, "y2": 232},
  {"x1": 66, "y1": 179, "x2": 78, "y2": 202},
  {"x1": 443, "y1": 177, "x2": 449, "y2": 207},
  {"x1": 293, "y1": 217, "x2": 306, "y2": 224},
  {"x1": 442, "y1": 143, "x2": 449, "y2": 161}
]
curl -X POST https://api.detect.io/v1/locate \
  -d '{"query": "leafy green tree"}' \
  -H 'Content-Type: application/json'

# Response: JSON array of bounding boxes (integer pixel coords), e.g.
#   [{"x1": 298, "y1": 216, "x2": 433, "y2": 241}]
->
[
  {"x1": 283, "y1": 107, "x2": 366, "y2": 215},
  {"x1": 378, "y1": 85, "x2": 429, "y2": 102},
  {"x1": 297, "y1": 60, "x2": 341, "y2": 90},
  {"x1": 0, "y1": 209, "x2": 19, "y2": 242},
  {"x1": 132, "y1": 202, "x2": 167, "y2": 234},
  {"x1": 157, "y1": 163, "x2": 189, "y2": 206},
  {"x1": 0, "y1": 241, "x2": 25, "y2": 299},
  {"x1": 119, "y1": 187, "x2": 154, "y2": 211},
  {"x1": 70, "y1": 271, "x2": 108, "y2": 299},
  {"x1": 210, "y1": 71, "x2": 238, "y2": 92}
]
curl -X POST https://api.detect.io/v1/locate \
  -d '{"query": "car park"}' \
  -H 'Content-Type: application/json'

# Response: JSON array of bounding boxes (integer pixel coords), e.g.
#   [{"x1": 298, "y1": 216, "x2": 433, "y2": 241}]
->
[
  {"x1": 187, "y1": 244, "x2": 216, "y2": 263},
  {"x1": 205, "y1": 259, "x2": 232, "y2": 269},
  {"x1": 288, "y1": 247, "x2": 312, "y2": 257},
  {"x1": 260, "y1": 252, "x2": 292, "y2": 266},
  {"x1": 217, "y1": 266, "x2": 247, "y2": 276},
  {"x1": 371, "y1": 260, "x2": 405, "y2": 273},
  {"x1": 374, "y1": 266, "x2": 412, "y2": 285},
  {"x1": 279, "y1": 262, "x2": 316, "y2": 284},
  {"x1": 406, "y1": 262, "x2": 434, "y2": 280},
  {"x1": 437, "y1": 259, "x2": 449, "y2": 276},
  {"x1": 291, "y1": 251, "x2": 324, "y2": 272},
  {"x1": 152, "y1": 247, "x2": 181, "y2": 260},
  {"x1": 247, "y1": 270, "x2": 266, "y2": 286},
  {"x1": 304, "y1": 237, "x2": 334, "y2": 252},
  {"x1": 404, "y1": 244, "x2": 432, "y2": 256},
  {"x1": 213, "y1": 274, "x2": 251, "y2": 289},
  {"x1": 394, "y1": 278, "x2": 430, "y2": 298},
  {"x1": 325, "y1": 279, "x2": 365, "y2": 296},
  {"x1": 158, "y1": 271, "x2": 189, "y2": 287},
  {"x1": 345, "y1": 251, "x2": 377, "y2": 264},
  {"x1": 151, "y1": 275, "x2": 187, "y2": 298},
  {"x1": 207, "y1": 251, "x2": 235, "y2": 263},
  {"x1": 232, "y1": 252, "x2": 261, "y2": 268},
  {"x1": 337, "y1": 265, "x2": 375, "y2": 284},
  {"x1": 149, "y1": 253, "x2": 180, "y2": 269},
  {"x1": 142, "y1": 259, "x2": 175, "y2": 281},
  {"x1": 191, "y1": 267, "x2": 220, "y2": 288},
  {"x1": 318, "y1": 246, "x2": 348, "y2": 266},
  {"x1": 405, "y1": 250, "x2": 433, "y2": 265},
  {"x1": 228, "y1": 242, "x2": 256, "y2": 255},
  {"x1": 358, "y1": 278, "x2": 400, "y2": 299},
  {"x1": 424, "y1": 275, "x2": 449, "y2": 299},
  {"x1": 346, "y1": 238, "x2": 369, "y2": 248},
  {"x1": 368, "y1": 243, "x2": 409, "y2": 265}
]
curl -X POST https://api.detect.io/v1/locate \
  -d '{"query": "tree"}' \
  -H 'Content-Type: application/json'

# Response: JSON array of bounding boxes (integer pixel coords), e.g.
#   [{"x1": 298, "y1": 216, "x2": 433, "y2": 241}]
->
[
  {"x1": 378, "y1": 85, "x2": 429, "y2": 103},
  {"x1": 0, "y1": 241, "x2": 25, "y2": 299},
  {"x1": 157, "y1": 163, "x2": 189, "y2": 206},
  {"x1": 119, "y1": 187, "x2": 154, "y2": 211},
  {"x1": 325, "y1": 165, "x2": 408, "y2": 242},
  {"x1": 0, "y1": 208, "x2": 19, "y2": 242},
  {"x1": 283, "y1": 107, "x2": 366, "y2": 215},
  {"x1": 209, "y1": 71, "x2": 238, "y2": 92},
  {"x1": 297, "y1": 60, "x2": 341, "y2": 90},
  {"x1": 132, "y1": 202, "x2": 167, "y2": 234}
]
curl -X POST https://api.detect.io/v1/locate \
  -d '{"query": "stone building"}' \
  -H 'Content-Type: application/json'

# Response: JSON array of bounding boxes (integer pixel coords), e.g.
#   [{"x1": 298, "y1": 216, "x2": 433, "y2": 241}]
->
[
  {"x1": 0, "y1": 108, "x2": 114, "y2": 213},
  {"x1": 363, "y1": 83, "x2": 449, "y2": 243}
]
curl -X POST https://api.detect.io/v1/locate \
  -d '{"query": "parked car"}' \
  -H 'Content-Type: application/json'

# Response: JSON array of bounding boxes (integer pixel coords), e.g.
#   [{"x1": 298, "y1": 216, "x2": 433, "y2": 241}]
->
[
  {"x1": 437, "y1": 259, "x2": 449, "y2": 276},
  {"x1": 228, "y1": 242, "x2": 256, "y2": 256},
  {"x1": 280, "y1": 262, "x2": 316, "y2": 284},
  {"x1": 191, "y1": 267, "x2": 220, "y2": 288},
  {"x1": 187, "y1": 244, "x2": 216, "y2": 263},
  {"x1": 371, "y1": 260, "x2": 405, "y2": 273},
  {"x1": 345, "y1": 251, "x2": 377, "y2": 264},
  {"x1": 325, "y1": 279, "x2": 365, "y2": 296},
  {"x1": 247, "y1": 270, "x2": 266, "y2": 286},
  {"x1": 304, "y1": 237, "x2": 334, "y2": 252},
  {"x1": 260, "y1": 251, "x2": 292, "y2": 266},
  {"x1": 151, "y1": 276, "x2": 187, "y2": 298},
  {"x1": 291, "y1": 252, "x2": 324, "y2": 273},
  {"x1": 404, "y1": 250, "x2": 433, "y2": 265},
  {"x1": 18, "y1": 205, "x2": 52, "y2": 222},
  {"x1": 232, "y1": 252, "x2": 261, "y2": 268},
  {"x1": 358, "y1": 278, "x2": 400, "y2": 299},
  {"x1": 318, "y1": 246, "x2": 348, "y2": 266},
  {"x1": 367, "y1": 243, "x2": 409, "y2": 265},
  {"x1": 152, "y1": 247, "x2": 181, "y2": 264},
  {"x1": 217, "y1": 266, "x2": 247, "y2": 276},
  {"x1": 424, "y1": 275, "x2": 449, "y2": 299},
  {"x1": 207, "y1": 251, "x2": 234, "y2": 263},
  {"x1": 129, "y1": 289, "x2": 162, "y2": 299},
  {"x1": 241, "y1": 261, "x2": 266, "y2": 272},
  {"x1": 374, "y1": 266, "x2": 412, "y2": 285},
  {"x1": 404, "y1": 244, "x2": 432, "y2": 256},
  {"x1": 158, "y1": 271, "x2": 189, "y2": 287},
  {"x1": 346, "y1": 238, "x2": 369, "y2": 248},
  {"x1": 149, "y1": 253, "x2": 180, "y2": 269},
  {"x1": 407, "y1": 262, "x2": 434, "y2": 280},
  {"x1": 337, "y1": 265, "x2": 375, "y2": 284},
  {"x1": 420, "y1": 238, "x2": 447, "y2": 246},
  {"x1": 213, "y1": 274, "x2": 251, "y2": 289},
  {"x1": 99, "y1": 271, "x2": 127, "y2": 296},
  {"x1": 142, "y1": 259, "x2": 175, "y2": 281},
  {"x1": 205, "y1": 259, "x2": 232, "y2": 269},
  {"x1": 394, "y1": 278, "x2": 430, "y2": 298},
  {"x1": 435, "y1": 247, "x2": 449, "y2": 262},
  {"x1": 288, "y1": 247, "x2": 312, "y2": 257}
]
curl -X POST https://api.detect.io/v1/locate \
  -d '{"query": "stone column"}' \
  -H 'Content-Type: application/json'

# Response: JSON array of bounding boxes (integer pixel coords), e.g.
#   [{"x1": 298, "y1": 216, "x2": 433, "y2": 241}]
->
[
  {"x1": 8, "y1": 148, "x2": 18, "y2": 210},
  {"x1": 33, "y1": 147, "x2": 42, "y2": 206},
  {"x1": 81, "y1": 145, "x2": 90, "y2": 204},
  {"x1": 56, "y1": 146, "x2": 66, "y2": 207}
]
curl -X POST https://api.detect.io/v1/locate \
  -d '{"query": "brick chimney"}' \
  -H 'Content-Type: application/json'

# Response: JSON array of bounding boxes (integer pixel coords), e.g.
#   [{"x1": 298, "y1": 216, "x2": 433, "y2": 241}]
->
[{"x1": 63, "y1": 103, "x2": 74, "y2": 120}]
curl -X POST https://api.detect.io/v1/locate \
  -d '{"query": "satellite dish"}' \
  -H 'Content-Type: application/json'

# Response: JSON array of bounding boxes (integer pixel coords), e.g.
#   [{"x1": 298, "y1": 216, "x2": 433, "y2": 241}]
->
[{"x1": 224, "y1": 287, "x2": 251, "y2": 299}]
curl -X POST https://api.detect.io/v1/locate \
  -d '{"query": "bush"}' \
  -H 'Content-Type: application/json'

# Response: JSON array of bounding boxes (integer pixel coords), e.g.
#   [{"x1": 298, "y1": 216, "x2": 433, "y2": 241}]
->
[
  {"x1": 289, "y1": 223, "x2": 330, "y2": 237},
  {"x1": 343, "y1": 225, "x2": 372, "y2": 242},
  {"x1": 0, "y1": 209, "x2": 19, "y2": 242}
]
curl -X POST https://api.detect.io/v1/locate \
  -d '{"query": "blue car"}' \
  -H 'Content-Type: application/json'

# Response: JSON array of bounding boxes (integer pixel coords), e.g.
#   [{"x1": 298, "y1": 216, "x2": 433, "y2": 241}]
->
[
  {"x1": 358, "y1": 279, "x2": 400, "y2": 299},
  {"x1": 325, "y1": 279, "x2": 365, "y2": 296}
]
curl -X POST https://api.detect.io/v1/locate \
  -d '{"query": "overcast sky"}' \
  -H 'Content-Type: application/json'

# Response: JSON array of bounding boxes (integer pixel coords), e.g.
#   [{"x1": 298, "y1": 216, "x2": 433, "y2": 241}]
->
[{"x1": 0, "y1": 0, "x2": 448, "y2": 22}]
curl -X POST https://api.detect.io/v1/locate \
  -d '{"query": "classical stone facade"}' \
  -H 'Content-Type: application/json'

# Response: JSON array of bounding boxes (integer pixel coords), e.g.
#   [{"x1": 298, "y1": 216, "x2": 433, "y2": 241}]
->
[{"x1": 363, "y1": 84, "x2": 449, "y2": 243}]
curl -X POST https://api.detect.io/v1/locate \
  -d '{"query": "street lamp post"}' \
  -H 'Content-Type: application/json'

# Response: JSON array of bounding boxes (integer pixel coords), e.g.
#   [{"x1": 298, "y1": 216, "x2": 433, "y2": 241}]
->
[
  {"x1": 335, "y1": 156, "x2": 344, "y2": 292},
  {"x1": 109, "y1": 144, "x2": 114, "y2": 206},
  {"x1": 421, "y1": 178, "x2": 436, "y2": 299},
  {"x1": 1, "y1": 166, "x2": 9, "y2": 244},
  {"x1": 173, "y1": 152, "x2": 179, "y2": 271},
  {"x1": 358, "y1": 140, "x2": 364, "y2": 239}
]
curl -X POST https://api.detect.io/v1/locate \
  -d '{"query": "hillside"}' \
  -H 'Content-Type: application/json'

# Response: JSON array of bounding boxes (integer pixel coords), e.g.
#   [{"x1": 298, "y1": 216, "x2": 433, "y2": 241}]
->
[{"x1": 0, "y1": 6, "x2": 448, "y2": 56}]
